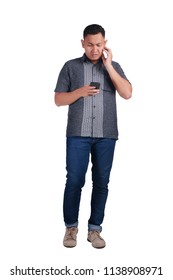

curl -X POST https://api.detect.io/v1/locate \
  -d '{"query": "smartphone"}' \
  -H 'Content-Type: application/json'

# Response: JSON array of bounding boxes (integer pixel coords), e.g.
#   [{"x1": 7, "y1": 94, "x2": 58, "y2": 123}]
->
[
  {"x1": 103, "y1": 50, "x2": 108, "y2": 59},
  {"x1": 90, "y1": 82, "x2": 100, "y2": 89}
]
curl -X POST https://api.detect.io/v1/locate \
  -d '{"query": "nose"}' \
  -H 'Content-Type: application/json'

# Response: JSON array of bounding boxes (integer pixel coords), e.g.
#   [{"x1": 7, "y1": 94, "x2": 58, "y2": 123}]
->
[{"x1": 92, "y1": 45, "x2": 97, "y2": 52}]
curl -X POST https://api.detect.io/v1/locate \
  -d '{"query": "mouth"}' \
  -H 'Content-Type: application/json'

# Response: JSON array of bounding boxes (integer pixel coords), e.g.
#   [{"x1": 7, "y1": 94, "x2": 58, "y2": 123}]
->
[{"x1": 91, "y1": 53, "x2": 99, "y2": 58}]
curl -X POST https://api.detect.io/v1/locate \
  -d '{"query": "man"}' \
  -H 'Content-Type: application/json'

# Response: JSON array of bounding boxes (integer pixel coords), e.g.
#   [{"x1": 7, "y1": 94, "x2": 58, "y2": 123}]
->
[{"x1": 54, "y1": 24, "x2": 132, "y2": 249}]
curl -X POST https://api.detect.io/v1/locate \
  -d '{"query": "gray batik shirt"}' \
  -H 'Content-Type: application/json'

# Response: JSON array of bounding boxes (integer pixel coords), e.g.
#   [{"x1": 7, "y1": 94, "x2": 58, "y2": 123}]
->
[{"x1": 54, "y1": 54, "x2": 129, "y2": 139}]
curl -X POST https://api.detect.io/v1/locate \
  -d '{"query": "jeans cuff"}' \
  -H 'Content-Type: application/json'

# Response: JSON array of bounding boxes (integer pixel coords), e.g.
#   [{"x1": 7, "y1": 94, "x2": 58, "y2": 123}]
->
[
  {"x1": 88, "y1": 223, "x2": 102, "y2": 232},
  {"x1": 65, "y1": 222, "x2": 78, "y2": 228}
]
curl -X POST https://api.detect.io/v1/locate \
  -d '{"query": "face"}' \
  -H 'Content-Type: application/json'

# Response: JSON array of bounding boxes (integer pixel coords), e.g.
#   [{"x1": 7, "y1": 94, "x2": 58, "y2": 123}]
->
[{"x1": 81, "y1": 33, "x2": 107, "y2": 63}]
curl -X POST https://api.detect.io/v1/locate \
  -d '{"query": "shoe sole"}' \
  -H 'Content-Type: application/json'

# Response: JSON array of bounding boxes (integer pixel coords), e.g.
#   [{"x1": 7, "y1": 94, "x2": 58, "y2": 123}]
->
[
  {"x1": 63, "y1": 244, "x2": 76, "y2": 248},
  {"x1": 87, "y1": 238, "x2": 106, "y2": 249}
]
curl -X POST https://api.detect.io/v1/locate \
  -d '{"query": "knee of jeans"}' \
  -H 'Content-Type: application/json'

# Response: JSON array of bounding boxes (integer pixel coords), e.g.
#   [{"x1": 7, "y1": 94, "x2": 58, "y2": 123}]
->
[
  {"x1": 66, "y1": 173, "x2": 85, "y2": 189},
  {"x1": 92, "y1": 175, "x2": 109, "y2": 188}
]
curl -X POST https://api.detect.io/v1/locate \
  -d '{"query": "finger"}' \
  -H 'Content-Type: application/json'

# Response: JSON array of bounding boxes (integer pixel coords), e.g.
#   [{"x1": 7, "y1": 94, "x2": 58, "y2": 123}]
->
[
  {"x1": 104, "y1": 48, "x2": 112, "y2": 56},
  {"x1": 89, "y1": 88, "x2": 99, "y2": 94},
  {"x1": 89, "y1": 91, "x2": 99, "y2": 96},
  {"x1": 104, "y1": 46, "x2": 110, "y2": 51},
  {"x1": 93, "y1": 89, "x2": 99, "y2": 94}
]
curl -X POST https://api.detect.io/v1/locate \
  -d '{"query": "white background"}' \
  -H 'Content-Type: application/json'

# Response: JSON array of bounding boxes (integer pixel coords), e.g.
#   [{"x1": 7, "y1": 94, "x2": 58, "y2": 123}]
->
[{"x1": 0, "y1": 0, "x2": 173, "y2": 279}]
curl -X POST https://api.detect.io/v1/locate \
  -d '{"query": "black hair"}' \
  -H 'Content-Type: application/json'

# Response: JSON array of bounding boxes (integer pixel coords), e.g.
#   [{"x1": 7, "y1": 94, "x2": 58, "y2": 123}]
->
[{"x1": 83, "y1": 24, "x2": 105, "y2": 38}]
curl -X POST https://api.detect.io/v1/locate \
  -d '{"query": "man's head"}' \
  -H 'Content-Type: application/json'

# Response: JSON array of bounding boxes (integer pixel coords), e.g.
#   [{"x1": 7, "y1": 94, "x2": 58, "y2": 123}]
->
[
  {"x1": 81, "y1": 24, "x2": 107, "y2": 63},
  {"x1": 83, "y1": 24, "x2": 105, "y2": 39}
]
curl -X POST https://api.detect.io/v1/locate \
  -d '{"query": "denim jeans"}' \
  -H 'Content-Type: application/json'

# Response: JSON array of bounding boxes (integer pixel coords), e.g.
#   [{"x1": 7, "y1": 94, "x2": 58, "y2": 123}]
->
[{"x1": 63, "y1": 136, "x2": 116, "y2": 232}]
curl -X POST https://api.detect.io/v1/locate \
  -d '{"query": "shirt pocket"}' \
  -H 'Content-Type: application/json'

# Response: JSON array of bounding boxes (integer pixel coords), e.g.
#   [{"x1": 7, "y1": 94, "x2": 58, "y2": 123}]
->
[{"x1": 102, "y1": 75, "x2": 116, "y2": 93}]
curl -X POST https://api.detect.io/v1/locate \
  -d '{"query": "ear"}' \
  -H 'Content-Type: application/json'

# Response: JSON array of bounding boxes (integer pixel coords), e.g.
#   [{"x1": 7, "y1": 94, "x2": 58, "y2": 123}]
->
[
  {"x1": 81, "y1": 39, "x2": 85, "y2": 48},
  {"x1": 104, "y1": 39, "x2": 108, "y2": 47}
]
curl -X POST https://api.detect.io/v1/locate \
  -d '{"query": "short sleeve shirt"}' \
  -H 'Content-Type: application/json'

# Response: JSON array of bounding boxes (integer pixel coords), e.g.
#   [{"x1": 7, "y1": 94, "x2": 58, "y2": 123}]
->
[{"x1": 54, "y1": 54, "x2": 129, "y2": 139}]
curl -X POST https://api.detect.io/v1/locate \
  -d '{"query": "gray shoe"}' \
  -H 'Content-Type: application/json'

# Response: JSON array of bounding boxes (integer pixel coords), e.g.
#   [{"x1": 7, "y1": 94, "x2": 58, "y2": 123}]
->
[
  {"x1": 63, "y1": 227, "x2": 78, "y2": 248},
  {"x1": 87, "y1": 230, "x2": 106, "y2": 248}
]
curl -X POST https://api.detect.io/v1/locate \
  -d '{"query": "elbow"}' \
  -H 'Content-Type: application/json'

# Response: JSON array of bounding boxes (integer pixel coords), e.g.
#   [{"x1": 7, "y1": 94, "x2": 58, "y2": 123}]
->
[
  {"x1": 124, "y1": 90, "x2": 132, "y2": 100},
  {"x1": 54, "y1": 92, "x2": 62, "y2": 107},
  {"x1": 55, "y1": 100, "x2": 62, "y2": 107},
  {"x1": 119, "y1": 90, "x2": 132, "y2": 100},
  {"x1": 54, "y1": 99, "x2": 61, "y2": 107},
  {"x1": 122, "y1": 85, "x2": 133, "y2": 100}
]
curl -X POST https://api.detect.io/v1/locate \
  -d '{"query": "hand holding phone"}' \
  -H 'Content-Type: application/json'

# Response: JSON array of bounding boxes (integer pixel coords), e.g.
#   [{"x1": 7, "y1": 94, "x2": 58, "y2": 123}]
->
[
  {"x1": 102, "y1": 50, "x2": 108, "y2": 59},
  {"x1": 102, "y1": 47, "x2": 113, "y2": 66}
]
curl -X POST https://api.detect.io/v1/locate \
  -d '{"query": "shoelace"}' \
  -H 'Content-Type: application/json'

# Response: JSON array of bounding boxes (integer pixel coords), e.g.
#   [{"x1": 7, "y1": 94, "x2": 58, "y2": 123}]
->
[
  {"x1": 90, "y1": 231, "x2": 103, "y2": 240},
  {"x1": 66, "y1": 228, "x2": 77, "y2": 240}
]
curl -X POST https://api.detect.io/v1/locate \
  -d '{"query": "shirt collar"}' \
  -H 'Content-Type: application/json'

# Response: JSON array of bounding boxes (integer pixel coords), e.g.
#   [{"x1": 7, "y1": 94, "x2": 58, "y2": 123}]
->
[{"x1": 81, "y1": 53, "x2": 103, "y2": 65}]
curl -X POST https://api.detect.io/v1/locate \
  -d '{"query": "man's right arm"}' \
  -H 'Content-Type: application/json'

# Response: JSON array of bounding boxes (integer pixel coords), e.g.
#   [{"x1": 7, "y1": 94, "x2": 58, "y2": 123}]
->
[{"x1": 54, "y1": 85, "x2": 99, "y2": 106}]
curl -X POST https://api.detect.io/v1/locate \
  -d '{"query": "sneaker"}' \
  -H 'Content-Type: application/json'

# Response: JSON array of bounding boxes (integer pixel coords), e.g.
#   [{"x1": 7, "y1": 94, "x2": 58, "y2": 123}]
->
[
  {"x1": 63, "y1": 227, "x2": 78, "y2": 248},
  {"x1": 87, "y1": 230, "x2": 106, "y2": 248}
]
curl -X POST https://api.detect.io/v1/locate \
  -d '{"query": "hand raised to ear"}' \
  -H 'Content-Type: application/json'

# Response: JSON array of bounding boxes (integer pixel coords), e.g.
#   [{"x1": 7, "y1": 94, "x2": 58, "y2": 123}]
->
[{"x1": 102, "y1": 47, "x2": 113, "y2": 67}]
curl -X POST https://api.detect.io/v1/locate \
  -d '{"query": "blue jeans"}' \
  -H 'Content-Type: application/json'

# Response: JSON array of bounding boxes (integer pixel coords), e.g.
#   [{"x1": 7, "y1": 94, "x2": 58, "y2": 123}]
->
[{"x1": 63, "y1": 137, "x2": 116, "y2": 232}]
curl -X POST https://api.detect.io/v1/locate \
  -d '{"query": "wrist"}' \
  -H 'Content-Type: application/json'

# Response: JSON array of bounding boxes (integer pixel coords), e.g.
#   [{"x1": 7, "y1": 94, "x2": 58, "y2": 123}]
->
[
  {"x1": 73, "y1": 88, "x2": 82, "y2": 99},
  {"x1": 105, "y1": 63, "x2": 113, "y2": 71}
]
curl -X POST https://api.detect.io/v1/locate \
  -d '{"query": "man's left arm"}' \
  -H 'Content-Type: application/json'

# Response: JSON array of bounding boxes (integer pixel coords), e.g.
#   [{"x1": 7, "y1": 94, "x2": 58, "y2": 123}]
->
[{"x1": 102, "y1": 47, "x2": 132, "y2": 99}]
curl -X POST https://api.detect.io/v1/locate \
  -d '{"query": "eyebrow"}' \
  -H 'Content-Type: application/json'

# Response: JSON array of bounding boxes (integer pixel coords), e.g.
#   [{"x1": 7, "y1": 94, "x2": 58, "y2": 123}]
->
[{"x1": 88, "y1": 42, "x2": 102, "y2": 45}]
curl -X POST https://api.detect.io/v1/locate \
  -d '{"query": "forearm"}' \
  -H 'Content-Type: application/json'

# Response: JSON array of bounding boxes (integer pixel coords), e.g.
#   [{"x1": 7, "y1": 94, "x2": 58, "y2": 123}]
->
[
  {"x1": 106, "y1": 65, "x2": 132, "y2": 99},
  {"x1": 54, "y1": 90, "x2": 81, "y2": 106},
  {"x1": 54, "y1": 85, "x2": 100, "y2": 106}
]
